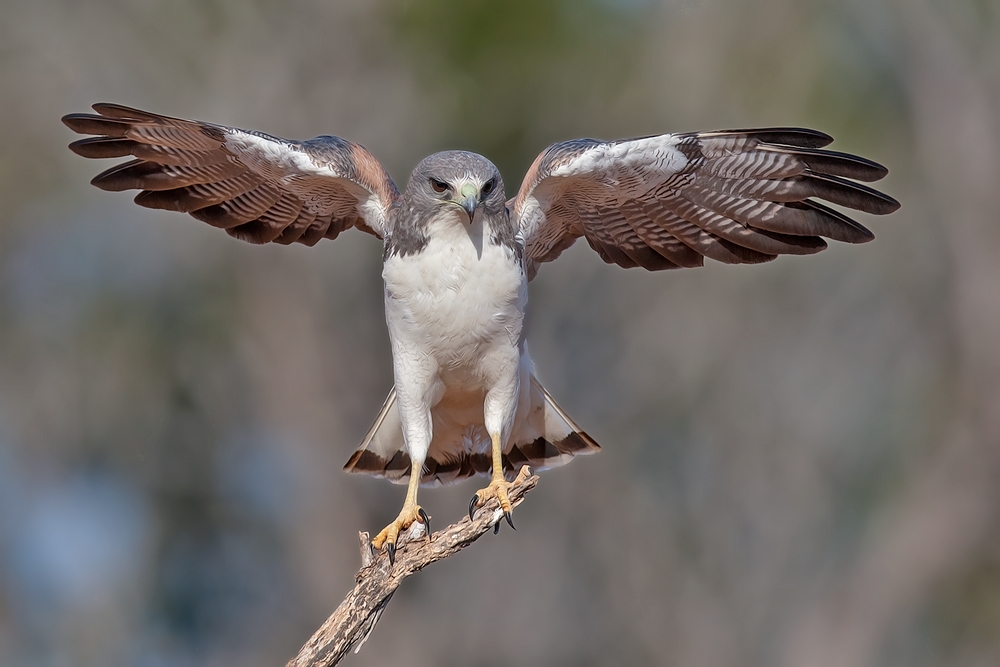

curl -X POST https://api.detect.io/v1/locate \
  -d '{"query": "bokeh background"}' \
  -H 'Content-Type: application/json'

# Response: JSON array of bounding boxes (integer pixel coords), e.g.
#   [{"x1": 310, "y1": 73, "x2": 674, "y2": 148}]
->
[{"x1": 2, "y1": 0, "x2": 999, "y2": 665}]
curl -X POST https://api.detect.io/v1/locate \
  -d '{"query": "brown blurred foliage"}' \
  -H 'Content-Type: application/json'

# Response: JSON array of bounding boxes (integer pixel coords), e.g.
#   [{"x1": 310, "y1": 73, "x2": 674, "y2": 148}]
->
[{"x1": 1, "y1": 0, "x2": 998, "y2": 665}]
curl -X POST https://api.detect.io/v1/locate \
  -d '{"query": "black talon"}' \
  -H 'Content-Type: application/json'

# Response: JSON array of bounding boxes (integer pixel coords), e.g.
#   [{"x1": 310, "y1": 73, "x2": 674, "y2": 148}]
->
[
  {"x1": 418, "y1": 508, "x2": 431, "y2": 536},
  {"x1": 469, "y1": 496, "x2": 479, "y2": 521},
  {"x1": 493, "y1": 521, "x2": 500, "y2": 535},
  {"x1": 387, "y1": 542, "x2": 396, "y2": 566},
  {"x1": 504, "y1": 511, "x2": 516, "y2": 531}
]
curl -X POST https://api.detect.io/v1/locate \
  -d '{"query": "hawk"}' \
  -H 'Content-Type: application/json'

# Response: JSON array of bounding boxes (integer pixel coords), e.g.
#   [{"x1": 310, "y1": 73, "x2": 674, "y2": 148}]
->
[{"x1": 62, "y1": 104, "x2": 899, "y2": 562}]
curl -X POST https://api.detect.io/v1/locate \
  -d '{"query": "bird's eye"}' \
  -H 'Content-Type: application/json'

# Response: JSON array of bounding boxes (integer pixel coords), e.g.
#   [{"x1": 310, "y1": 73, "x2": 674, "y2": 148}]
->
[
  {"x1": 430, "y1": 178, "x2": 448, "y2": 193},
  {"x1": 482, "y1": 179, "x2": 495, "y2": 196}
]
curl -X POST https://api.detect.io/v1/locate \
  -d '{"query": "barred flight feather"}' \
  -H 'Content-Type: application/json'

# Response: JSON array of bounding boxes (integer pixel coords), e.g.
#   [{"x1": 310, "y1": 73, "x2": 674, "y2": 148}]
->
[
  {"x1": 514, "y1": 127, "x2": 897, "y2": 277},
  {"x1": 62, "y1": 103, "x2": 398, "y2": 244}
]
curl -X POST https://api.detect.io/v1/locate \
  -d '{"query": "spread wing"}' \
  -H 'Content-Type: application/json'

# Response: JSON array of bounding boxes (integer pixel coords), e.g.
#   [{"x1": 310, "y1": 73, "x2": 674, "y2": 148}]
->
[
  {"x1": 511, "y1": 129, "x2": 900, "y2": 279},
  {"x1": 62, "y1": 103, "x2": 399, "y2": 245}
]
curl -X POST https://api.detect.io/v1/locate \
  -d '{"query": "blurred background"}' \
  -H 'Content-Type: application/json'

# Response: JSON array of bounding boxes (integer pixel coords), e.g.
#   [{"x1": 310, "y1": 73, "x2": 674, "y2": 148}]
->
[{"x1": 2, "y1": 0, "x2": 999, "y2": 665}]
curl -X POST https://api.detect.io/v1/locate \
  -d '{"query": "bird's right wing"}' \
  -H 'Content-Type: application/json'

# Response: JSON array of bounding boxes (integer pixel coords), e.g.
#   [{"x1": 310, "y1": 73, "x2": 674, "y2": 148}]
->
[
  {"x1": 63, "y1": 103, "x2": 399, "y2": 245},
  {"x1": 511, "y1": 129, "x2": 899, "y2": 279}
]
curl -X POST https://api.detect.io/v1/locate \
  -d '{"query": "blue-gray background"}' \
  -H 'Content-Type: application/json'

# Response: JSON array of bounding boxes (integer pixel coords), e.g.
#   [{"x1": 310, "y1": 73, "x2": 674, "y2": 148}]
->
[{"x1": 2, "y1": 1, "x2": 998, "y2": 665}]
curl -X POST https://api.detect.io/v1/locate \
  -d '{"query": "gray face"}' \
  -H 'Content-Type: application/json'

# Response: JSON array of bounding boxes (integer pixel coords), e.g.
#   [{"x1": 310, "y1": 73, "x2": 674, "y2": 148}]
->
[{"x1": 404, "y1": 151, "x2": 507, "y2": 223}]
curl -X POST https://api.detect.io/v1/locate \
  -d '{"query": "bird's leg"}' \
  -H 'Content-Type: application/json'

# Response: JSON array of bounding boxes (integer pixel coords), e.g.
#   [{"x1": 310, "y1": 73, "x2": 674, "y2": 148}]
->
[
  {"x1": 371, "y1": 465, "x2": 429, "y2": 565},
  {"x1": 469, "y1": 432, "x2": 531, "y2": 530}
]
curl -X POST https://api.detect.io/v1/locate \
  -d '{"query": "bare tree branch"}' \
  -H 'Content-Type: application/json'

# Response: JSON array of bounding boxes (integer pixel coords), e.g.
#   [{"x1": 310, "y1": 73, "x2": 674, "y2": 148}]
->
[{"x1": 285, "y1": 472, "x2": 539, "y2": 667}]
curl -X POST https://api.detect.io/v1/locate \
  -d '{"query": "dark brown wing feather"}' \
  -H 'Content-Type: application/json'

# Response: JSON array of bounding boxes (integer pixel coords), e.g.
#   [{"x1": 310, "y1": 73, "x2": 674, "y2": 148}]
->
[
  {"x1": 63, "y1": 103, "x2": 399, "y2": 244},
  {"x1": 512, "y1": 129, "x2": 899, "y2": 279}
]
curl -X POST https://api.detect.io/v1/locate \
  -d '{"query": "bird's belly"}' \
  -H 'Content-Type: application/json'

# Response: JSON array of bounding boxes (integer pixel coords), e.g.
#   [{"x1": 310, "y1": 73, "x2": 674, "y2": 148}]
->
[{"x1": 382, "y1": 232, "x2": 525, "y2": 389}]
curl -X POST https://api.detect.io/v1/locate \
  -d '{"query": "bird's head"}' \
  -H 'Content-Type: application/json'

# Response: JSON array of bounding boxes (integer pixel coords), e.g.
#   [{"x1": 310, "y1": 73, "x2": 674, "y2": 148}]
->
[{"x1": 405, "y1": 151, "x2": 506, "y2": 224}]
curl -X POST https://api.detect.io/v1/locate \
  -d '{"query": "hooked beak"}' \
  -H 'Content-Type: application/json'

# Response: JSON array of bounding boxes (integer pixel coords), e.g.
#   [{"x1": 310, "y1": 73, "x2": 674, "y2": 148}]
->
[{"x1": 455, "y1": 182, "x2": 478, "y2": 223}]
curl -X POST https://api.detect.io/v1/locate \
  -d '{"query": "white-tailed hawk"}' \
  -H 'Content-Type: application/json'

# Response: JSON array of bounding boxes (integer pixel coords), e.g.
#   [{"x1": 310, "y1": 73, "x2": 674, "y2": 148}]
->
[{"x1": 62, "y1": 103, "x2": 899, "y2": 562}]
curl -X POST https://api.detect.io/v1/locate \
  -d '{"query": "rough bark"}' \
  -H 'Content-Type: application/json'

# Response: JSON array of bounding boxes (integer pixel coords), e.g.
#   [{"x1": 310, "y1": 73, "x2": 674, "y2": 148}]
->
[{"x1": 285, "y1": 473, "x2": 539, "y2": 667}]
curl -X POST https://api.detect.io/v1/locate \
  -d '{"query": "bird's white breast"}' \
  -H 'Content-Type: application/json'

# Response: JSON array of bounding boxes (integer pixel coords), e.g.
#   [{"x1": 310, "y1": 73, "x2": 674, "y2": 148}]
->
[{"x1": 382, "y1": 209, "x2": 525, "y2": 388}]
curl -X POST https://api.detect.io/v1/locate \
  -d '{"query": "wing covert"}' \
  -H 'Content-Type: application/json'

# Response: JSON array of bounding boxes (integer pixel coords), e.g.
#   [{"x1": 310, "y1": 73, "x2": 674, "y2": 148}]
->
[
  {"x1": 511, "y1": 128, "x2": 899, "y2": 279},
  {"x1": 63, "y1": 103, "x2": 399, "y2": 245}
]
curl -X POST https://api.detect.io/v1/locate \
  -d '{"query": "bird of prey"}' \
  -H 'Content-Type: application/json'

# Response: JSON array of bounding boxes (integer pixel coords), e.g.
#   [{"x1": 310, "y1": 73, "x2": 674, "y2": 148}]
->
[{"x1": 62, "y1": 103, "x2": 899, "y2": 562}]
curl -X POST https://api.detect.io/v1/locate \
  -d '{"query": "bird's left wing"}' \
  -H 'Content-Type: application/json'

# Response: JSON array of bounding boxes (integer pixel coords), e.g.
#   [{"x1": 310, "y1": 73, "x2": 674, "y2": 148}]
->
[
  {"x1": 62, "y1": 103, "x2": 399, "y2": 245},
  {"x1": 511, "y1": 129, "x2": 899, "y2": 279}
]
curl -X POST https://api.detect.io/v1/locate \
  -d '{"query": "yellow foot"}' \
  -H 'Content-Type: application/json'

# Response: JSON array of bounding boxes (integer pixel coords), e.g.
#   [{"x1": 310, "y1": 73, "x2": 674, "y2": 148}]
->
[
  {"x1": 371, "y1": 504, "x2": 430, "y2": 565},
  {"x1": 468, "y1": 465, "x2": 532, "y2": 532}
]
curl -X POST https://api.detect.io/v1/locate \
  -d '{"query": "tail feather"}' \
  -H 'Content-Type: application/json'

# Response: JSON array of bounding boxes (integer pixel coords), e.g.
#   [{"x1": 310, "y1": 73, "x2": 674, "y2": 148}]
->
[
  {"x1": 501, "y1": 377, "x2": 600, "y2": 477},
  {"x1": 342, "y1": 387, "x2": 410, "y2": 483},
  {"x1": 343, "y1": 376, "x2": 600, "y2": 486}
]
